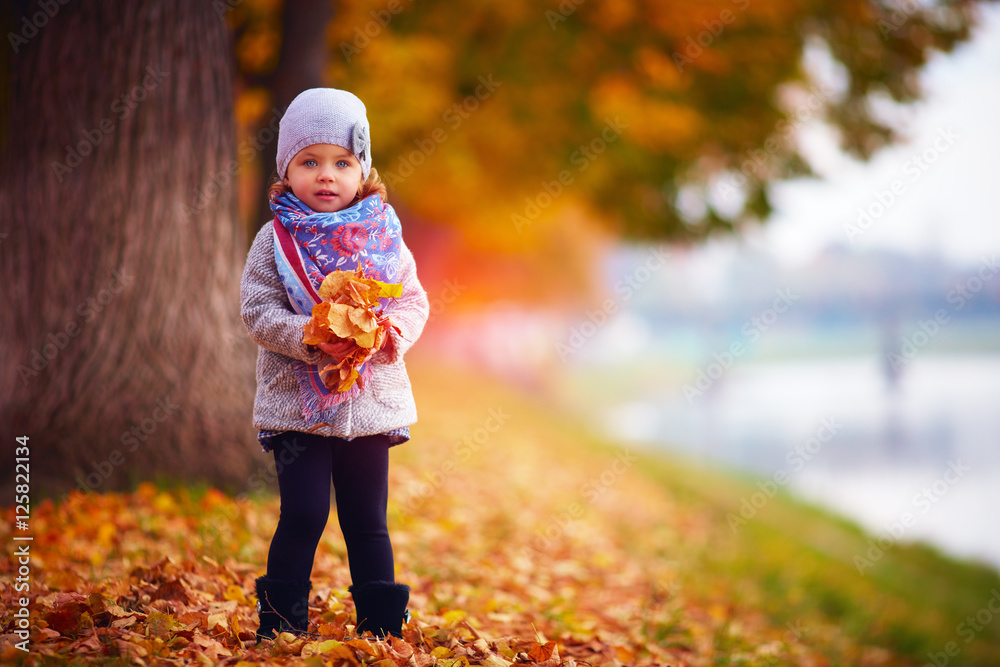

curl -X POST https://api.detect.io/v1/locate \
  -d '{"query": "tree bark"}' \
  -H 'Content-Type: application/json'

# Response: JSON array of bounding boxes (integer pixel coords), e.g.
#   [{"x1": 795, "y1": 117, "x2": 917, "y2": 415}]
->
[
  {"x1": 247, "y1": 0, "x2": 333, "y2": 234},
  {"x1": 1, "y1": 0, "x2": 258, "y2": 497}
]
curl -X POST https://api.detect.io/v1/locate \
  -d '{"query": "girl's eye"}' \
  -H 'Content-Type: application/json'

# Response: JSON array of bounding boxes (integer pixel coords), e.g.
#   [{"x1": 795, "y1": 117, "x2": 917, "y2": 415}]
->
[
  {"x1": 337, "y1": 160, "x2": 350, "y2": 168},
  {"x1": 304, "y1": 159, "x2": 317, "y2": 167}
]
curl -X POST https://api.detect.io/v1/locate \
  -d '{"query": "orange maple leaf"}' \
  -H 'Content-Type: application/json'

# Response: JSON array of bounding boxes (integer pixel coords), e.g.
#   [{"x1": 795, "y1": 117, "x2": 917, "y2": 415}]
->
[{"x1": 527, "y1": 641, "x2": 558, "y2": 662}]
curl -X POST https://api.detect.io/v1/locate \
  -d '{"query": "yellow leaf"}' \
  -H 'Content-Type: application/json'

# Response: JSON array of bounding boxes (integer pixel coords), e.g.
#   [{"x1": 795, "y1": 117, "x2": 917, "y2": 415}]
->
[
  {"x1": 146, "y1": 611, "x2": 175, "y2": 637},
  {"x1": 321, "y1": 364, "x2": 360, "y2": 393},
  {"x1": 319, "y1": 640, "x2": 360, "y2": 662},
  {"x1": 494, "y1": 640, "x2": 516, "y2": 659},
  {"x1": 325, "y1": 303, "x2": 363, "y2": 339},
  {"x1": 431, "y1": 647, "x2": 453, "y2": 659},
  {"x1": 318, "y1": 639, "x2": 343, "y2": 652},
  {"x1": 224, "y1": 584, "x2": 247, "y2": 604},
  {"x1": 274, "y1": 631, "x2": 305, "y2": 654},
  {"x1": 88, "y1": 548, "x2": 105, "y2": 567},
  {"x1": 352, "y1": 327, "x2": 377, "y2": 349},
  {"x1": 96, "y1": 523, "x2": 116, "y2": 547},
  {"x1": 206, "y1": 611, "x2": 227, "y2": 630},
  {"x1": 300, "y1": 641, "x2": 320, "y2": 658},
  {"x1": 372, "y1": 279, "x2": 403, "y2": 298},
  {"x1": 348, "y1": 306, "x2": 378, "y2": 333},
  {"x1": 443, "y1": 609, "x2": 467, "y2": 625},
  {"x1": 318, "y1": 270, "x2": 356, "y2": 301},
  {"x1": 229, "y1": 613, "x2": 243, "y2": 640},
  {"x1": 153, "y1": 492, "x2": 176, "y2": 512}
]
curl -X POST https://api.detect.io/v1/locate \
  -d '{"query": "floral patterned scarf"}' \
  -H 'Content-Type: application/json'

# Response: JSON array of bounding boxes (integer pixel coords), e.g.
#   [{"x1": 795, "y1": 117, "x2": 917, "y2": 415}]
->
[{"x1": 270, "y1": 190, "x2": 402, "y2": 425}]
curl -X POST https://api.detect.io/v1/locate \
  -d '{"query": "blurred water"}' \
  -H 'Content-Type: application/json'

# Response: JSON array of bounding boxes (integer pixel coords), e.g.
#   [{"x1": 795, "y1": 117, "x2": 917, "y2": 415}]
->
[{"x1": 602, "y1": 353, "x2": 1000, "y2": 571}]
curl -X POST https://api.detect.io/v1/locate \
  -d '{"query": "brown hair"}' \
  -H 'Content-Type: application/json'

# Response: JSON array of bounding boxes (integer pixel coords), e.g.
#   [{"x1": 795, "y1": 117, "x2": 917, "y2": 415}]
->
[{"x1": 268, "y1": 167, "x2": 388, "y2": 206}]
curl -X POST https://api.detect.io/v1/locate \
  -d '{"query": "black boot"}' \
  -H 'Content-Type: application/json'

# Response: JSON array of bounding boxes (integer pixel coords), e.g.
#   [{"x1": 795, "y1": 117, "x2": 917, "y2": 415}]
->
[
  {"x1": 349, "y1": 581, "x2": 411, "y2": 639},
  {"x1": 254, "y1": 575, "x2": 312, "y2": 642}
]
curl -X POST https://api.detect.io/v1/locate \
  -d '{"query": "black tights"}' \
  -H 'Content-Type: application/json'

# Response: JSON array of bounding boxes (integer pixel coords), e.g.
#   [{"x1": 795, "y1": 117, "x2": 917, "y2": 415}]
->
[{"x1": 264, "y1": 431, "x2": 394, "y2": 585}]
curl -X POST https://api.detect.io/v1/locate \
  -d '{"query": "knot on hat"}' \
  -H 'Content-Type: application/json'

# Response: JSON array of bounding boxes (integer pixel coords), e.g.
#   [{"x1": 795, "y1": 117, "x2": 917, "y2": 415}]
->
[{"x1": 351, "y1": 123, "x2": 369, "y2": 164}]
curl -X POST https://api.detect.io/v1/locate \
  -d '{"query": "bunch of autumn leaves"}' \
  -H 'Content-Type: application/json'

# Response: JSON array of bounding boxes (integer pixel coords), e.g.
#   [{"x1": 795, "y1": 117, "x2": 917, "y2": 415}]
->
[{"x1": 303, "y1": 269, "x2": 402, "y2": 393}]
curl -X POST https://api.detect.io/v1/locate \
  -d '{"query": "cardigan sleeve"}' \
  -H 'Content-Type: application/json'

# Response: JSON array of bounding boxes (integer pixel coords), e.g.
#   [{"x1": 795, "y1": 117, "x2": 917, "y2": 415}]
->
[
  {"x1": 240, "y1": 225, "x2": 326, "y2": 365},
  {"x1": 372, "y1": 240, "x2": 429, "y2": 365}
]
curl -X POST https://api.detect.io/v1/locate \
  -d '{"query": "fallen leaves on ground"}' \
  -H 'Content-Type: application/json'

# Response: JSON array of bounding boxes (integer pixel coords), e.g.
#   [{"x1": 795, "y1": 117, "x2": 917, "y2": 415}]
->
[{"x1": 0, "y1": 368, "x2": 905, "y2": 666}]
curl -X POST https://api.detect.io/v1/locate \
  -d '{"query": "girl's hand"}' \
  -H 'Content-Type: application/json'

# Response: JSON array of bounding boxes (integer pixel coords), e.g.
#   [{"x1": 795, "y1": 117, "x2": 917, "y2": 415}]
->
[
  {"x1": 317, "y1": 339, "x2": 356, "y2": 360},
  {"x1": 375, "y1": 315, "x2": 393, "y2": 351}
]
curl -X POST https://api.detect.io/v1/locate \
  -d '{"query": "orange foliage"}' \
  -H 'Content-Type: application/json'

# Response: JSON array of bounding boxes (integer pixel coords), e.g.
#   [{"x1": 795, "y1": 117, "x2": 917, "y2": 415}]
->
[
  {"x1": 302, "y1": 269, "x2": 402, "y2": 393},
  {"x1": 0, "y1": 364, "x2": 948, "y2": 666},
  {"x1": 229, "y1": 0, "x2": 990, "y2": 304}
]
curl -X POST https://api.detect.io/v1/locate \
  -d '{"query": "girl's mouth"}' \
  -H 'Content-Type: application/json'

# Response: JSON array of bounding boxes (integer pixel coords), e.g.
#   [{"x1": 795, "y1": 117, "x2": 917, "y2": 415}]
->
[{"x1": 316, "y1": 190, "x2": 337, "y2": 199}]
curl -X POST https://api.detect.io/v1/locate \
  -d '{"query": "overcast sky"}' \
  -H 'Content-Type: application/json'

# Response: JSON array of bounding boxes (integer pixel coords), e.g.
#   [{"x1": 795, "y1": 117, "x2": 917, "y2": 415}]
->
[{"x1": 715, "y1": 3, "x2": 1000, "y2": 270}]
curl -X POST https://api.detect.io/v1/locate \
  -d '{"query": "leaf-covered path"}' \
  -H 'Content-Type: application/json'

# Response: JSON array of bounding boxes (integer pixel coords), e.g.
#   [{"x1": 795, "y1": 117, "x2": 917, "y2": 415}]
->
[{"x1": 3, "y1": 363, "x2": 998, "y2": 665}]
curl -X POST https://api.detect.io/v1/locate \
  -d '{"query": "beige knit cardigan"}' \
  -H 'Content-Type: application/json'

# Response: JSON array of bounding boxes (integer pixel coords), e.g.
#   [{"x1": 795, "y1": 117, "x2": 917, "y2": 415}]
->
[{"x1": 240, "y1": 223, "x2": 429, "y2": 444}]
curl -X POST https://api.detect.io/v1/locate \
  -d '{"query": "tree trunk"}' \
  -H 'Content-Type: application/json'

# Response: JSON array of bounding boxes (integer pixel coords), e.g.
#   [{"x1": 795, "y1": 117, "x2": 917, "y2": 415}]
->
[
  {"x1": 247, "y1": 0, "x2": 333, "y2": 234},
  {"x1": 0, "y1": 0, "x2": 258, "y2": 497}
]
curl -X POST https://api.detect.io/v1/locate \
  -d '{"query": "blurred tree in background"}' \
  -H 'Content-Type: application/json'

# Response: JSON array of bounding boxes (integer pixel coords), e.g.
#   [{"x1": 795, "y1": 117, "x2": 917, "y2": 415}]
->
[
  {"x1": 0, "y1": 0, "x2": 992, "y2": 492},
  {"x1": 229, "y1": 0, "x2": 993, "y2": 303}
]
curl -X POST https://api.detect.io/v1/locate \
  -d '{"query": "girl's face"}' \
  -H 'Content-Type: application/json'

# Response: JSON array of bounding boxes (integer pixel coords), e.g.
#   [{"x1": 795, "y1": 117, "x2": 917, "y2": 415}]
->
[{"x1": 284, "y1": 143, "x2": 363, "y2": 213}]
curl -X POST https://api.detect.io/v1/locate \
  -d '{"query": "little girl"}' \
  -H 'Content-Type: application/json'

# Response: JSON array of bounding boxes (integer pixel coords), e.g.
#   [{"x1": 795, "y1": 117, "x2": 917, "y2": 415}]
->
[{"x1": 240, "y1": 88, "x2": 429, "y2": 641}]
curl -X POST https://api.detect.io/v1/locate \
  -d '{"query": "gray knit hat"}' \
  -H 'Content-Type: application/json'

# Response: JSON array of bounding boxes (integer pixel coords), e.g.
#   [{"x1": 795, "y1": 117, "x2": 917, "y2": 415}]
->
[{"x1": 276, "y1": 88, "x2": 372, "y2": 181}]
